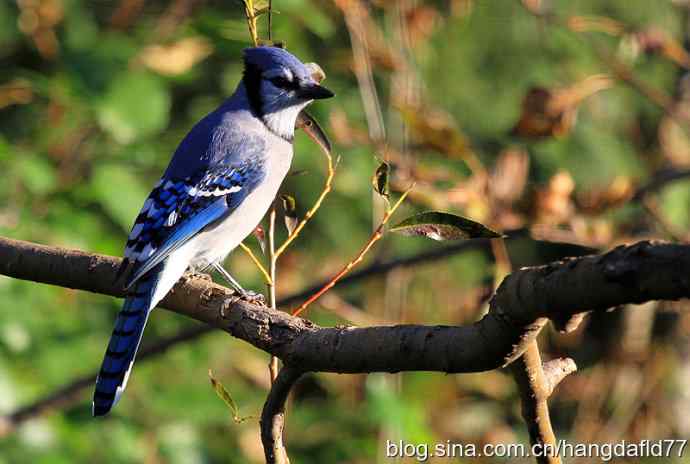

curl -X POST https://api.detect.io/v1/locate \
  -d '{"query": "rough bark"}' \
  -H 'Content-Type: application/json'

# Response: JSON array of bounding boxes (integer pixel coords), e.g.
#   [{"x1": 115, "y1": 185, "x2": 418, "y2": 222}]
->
[{"x1": 2, "y1": 237, "x2": 689, "y2": 374}]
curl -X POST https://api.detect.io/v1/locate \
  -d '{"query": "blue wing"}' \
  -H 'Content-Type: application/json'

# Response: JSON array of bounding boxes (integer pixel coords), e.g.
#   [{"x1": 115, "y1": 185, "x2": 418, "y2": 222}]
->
[{"x1": 120, "y1": 163, "x2": 265, "y2": 289}]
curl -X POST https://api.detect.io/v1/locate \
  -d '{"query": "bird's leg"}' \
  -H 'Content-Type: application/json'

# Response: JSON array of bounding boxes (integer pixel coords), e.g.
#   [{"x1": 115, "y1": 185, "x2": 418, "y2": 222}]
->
[
  {"x1": 211, "y1": 262, "x2": 265, "y2": 304},
  {"x1": 212, "y1": 262, "x2": 246, "y2": 293}
]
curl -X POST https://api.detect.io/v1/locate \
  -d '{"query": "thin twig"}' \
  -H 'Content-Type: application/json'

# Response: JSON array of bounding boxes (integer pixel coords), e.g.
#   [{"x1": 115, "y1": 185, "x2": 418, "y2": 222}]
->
[
  {"x1": 292, "y1": 188, "x2": 412, "y2": 316},
  {"x1": 242, "y1": 0, "x2": 259, "y2": 46},
  {"x1": 268, "y1": 0, "x2": 273, "y2": 42},
  {"x1": 632, "y1": 167, "x2": 690, "y2": 201},
  {"x1": 275, "y1": 147, "x2": 334, "y2": 259},
  {"x1": 239, "y1": 242, "x2": 272, "y2": 285},
  {"x1": 260, "y1": 366, "x2": 303, "y2": 464},
  {"x1": 641, "y1": 196, "x2": 687, "y2": 241},
  {"x1": 268, "y1": 207, "x2": 280, "y2": 383},
  {"x1": 336, "y1": 0, "x2": 386, "y2": 143}
]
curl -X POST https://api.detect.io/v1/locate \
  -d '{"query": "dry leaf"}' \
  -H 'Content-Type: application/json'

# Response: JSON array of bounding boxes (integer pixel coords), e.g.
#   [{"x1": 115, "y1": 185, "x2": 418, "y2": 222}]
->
[{"x1": 139, "y1": 37, "x2": 213, "y2": 76}]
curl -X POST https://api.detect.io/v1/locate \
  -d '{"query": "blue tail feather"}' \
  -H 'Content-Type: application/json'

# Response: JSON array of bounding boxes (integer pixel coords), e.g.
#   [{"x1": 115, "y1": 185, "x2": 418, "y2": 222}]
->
[{"x1": 93, "y1": 271, "x2": 159, "y2": 416}]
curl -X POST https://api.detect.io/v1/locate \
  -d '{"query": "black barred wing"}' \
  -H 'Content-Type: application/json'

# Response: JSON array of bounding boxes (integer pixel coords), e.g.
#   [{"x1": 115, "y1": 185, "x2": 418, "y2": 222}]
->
[{"x1": 118, "y1": 163, "x2": 265, "y2": 288}]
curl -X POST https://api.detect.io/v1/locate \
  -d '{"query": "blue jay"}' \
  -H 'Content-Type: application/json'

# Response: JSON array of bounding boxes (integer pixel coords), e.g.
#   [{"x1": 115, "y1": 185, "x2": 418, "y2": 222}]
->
[{"x1": 93, "y1": 46, "x2": 334, "y2": 416}]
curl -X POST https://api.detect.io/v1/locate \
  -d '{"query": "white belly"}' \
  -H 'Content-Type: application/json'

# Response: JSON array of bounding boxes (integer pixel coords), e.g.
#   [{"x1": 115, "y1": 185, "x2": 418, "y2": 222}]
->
[
  {"x1": 189, "y1": 151, "x2": 293, "y2": 269},
  {"x1": 148, "y1": 150, "x2": 292, "y2": 309}
]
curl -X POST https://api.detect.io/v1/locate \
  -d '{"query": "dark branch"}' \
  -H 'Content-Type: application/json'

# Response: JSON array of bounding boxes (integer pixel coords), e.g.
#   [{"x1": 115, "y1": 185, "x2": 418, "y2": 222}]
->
[
  {"x1": 260, "y1": 367, "x2": 303, "y2": 464},
  {"x1": 632, "y1": 167, "x2": 690, "y2": 201},
  {"x1": 2, "y1": 236, "x2": 690, "y2": 463},
  {"x1": 2, "y1": 237, "x2": 690, "y2": 374},
  {"x1": 0, "y1": 235, "x2": 490, "y2": 433}
]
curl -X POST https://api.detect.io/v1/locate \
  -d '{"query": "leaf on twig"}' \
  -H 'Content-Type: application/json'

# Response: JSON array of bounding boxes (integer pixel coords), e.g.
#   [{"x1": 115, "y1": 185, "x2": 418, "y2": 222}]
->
[
  {"x1": 288, "y1": 169, "x2": 309, "y2": 177},
  {"x1": 281, "y1": 194, "x2": 298, "y2": 235},
  {"x1": 253, "y1": 225, "x2": 266, "y2": 254},
  {"x1": 391, "y1": 211, "x2": 503, "y2": 241},
  {"x1": 208, "y1": 369, "x2": 253, "y2": 424},
  {"x1": 296, "y1": 110, "x2": 332, "y2": 154},
  {"x1": 372, "y1": 161, "x2": 390, "y2": 200}
]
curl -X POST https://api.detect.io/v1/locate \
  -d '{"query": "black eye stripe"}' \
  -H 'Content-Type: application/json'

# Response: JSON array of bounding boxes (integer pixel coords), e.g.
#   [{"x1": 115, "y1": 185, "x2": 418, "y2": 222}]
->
[{"x1": 269, "y1": 76, "x2": 299, "y2": 90}]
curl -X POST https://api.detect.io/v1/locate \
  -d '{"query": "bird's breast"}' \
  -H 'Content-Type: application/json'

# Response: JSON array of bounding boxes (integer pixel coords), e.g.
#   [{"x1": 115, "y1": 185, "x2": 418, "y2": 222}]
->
[{"x1": 190, "y1": 145, "x2": 294, "y2": 269}]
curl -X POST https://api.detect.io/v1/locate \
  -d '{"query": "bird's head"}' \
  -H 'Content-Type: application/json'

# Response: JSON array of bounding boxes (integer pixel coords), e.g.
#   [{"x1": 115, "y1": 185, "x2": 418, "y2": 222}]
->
[{"x1": 242, "y1": 46, "x2": 334, "y2": 141}]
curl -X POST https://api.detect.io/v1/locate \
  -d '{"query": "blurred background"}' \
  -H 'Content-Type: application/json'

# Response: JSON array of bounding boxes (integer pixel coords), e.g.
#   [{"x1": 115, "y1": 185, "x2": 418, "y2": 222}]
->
[{"x1": 2, "y1": 0, "x2": 690, "y2": 462}]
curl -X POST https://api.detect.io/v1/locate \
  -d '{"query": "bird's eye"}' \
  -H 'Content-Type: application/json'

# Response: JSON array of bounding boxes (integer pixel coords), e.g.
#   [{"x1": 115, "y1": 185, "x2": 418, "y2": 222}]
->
[{"x1": 269, "y1": 76, "x2": 296, "y2": 90}]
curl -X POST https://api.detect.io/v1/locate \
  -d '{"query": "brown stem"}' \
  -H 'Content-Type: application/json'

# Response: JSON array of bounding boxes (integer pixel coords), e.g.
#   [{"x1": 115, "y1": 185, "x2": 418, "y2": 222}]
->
[
  {"x1": 260, "y1": 367, "x2": 303, "y2": 464},
  {"x1": 291, "y1": 188, "x2": 411, "y2": 316},
  {"x1": 268, "y1": 207, "x2": 279, "y2": 384},
  {"x1": 511, "y1": 341, "x2": 561, "y2": 464}
]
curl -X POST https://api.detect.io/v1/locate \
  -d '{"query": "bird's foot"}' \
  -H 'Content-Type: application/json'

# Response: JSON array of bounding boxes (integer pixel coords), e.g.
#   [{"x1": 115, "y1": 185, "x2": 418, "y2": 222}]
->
[
  {"x1": 185, "y1": 271, "x2": 213, "y2": 283},
  {"x1": 234, "y1": 289, "x2": 266, "y2": 305}
]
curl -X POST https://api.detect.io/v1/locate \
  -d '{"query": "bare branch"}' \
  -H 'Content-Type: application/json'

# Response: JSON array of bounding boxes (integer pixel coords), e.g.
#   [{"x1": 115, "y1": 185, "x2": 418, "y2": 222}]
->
[
  {"x1": 632, "y1": 167, "x2": 690, "y2": 201},
  {"x1": 260, "y1": 367, "x2": 303, "y2": 464},
  {"x1": 3, "y1": 236, "x2": 690, "y2": 461},
  {"x1": 292, "y1": 187, "x2": 411, "y2": 316},
  {"x1": 0, "y1": 235, "x2": 491, "y2": 432},
  {"x1": 511, "y1": 342, "x2": 561, "y2": 464},
  {"x1": 0, "y1": 233, "x2": 682, "y2": 381},
  {"x1": 2, "y1": 237, "x2": 689, "y2": 374}
]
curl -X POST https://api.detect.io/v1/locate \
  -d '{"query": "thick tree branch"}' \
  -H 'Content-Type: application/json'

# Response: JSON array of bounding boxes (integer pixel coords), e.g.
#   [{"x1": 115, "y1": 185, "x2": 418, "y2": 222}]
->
[
  {"x1": 0, "y1": 235, "x2": 491, "y2": 434},
  {"x1": 2, "y1": 236, "x2": 690, "y2": 463},
  {"x1": 2, "y1": 237, "x2": 690, "y2": 374}
]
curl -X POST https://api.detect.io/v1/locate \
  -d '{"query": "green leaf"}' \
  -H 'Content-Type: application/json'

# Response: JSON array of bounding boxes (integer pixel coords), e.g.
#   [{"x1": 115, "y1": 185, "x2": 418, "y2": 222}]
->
[
  {"x1": 391, "y1": 211, "x2": 503, "y2": 241},
  {"x1": 98, "y1": 71, "x2": 170, "y2": 144},
  {"x1": 372, "y1": 161, "x2": 390, "y2": 200},
  {"x1": 280, "y1": 194, "x2": 298, "y2": 235},
  {"x1": 208, "y1": 369, "x2": 253, "y2": 424}
]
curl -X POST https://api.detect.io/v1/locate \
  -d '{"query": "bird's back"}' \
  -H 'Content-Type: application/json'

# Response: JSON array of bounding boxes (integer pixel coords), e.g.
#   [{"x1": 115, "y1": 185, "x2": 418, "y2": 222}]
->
[{"x1": 164, "y1": 86, "x2": 283, "y2": 180}]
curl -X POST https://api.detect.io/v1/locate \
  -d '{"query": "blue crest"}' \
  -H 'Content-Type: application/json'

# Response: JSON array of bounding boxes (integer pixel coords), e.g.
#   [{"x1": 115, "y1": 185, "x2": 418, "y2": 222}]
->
[{"x1": 243, "y1": 46, "x2": 311, "y2": 80}]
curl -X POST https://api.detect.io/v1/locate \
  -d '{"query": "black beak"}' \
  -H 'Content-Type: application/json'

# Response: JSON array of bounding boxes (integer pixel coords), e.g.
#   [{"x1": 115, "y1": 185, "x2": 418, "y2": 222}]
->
[{"x1": 299, "y1": 83, "x2": 335, "y2": 100}]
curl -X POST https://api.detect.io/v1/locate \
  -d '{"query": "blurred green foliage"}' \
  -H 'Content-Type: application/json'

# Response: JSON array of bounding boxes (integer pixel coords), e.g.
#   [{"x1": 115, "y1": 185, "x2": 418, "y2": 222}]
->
[{"x1": 1, "y1": 0, "x2": 690, "y2": 463}]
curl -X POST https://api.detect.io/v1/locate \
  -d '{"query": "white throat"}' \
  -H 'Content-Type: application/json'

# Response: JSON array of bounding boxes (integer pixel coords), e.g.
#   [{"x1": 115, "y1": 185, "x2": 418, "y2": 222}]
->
[{"x1": 261, "y1": 102, "x2": 309, "y2": 141}]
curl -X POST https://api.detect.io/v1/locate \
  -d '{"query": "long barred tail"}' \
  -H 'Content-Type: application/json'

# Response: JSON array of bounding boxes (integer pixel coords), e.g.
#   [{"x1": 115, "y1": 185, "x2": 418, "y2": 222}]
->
[{"x1": 92, "y1": 272, "x2": 158, "y2": 416}]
